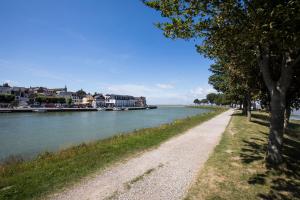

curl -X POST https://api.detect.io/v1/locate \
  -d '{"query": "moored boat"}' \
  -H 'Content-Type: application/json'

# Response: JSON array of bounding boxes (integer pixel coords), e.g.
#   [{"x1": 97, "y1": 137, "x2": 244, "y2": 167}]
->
[{"x1": 33, "y1": 109, "x2": 47, "y2": 113}]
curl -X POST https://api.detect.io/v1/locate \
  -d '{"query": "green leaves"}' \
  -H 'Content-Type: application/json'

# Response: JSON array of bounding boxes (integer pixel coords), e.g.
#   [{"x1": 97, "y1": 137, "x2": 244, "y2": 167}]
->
[{"x1": 0, "y1": 94, "x2": 15, "y2": 103}]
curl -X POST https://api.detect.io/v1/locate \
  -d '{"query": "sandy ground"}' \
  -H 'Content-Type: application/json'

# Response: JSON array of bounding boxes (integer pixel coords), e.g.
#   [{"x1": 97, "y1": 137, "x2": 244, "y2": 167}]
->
[{"x1": 49, "y1": 109, "x2": 233, "y2": 200}]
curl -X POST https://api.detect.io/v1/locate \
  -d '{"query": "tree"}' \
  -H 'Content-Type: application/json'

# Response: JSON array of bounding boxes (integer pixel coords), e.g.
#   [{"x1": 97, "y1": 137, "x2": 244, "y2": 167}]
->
[
  {"x1": 67, "y1": 98, "x2": 73, "y2": 106},
  {"x1": 76, "y1": 89, "x2": 87, "y2": 98},
  {"x1": 206, "y1": 93, "x2": 218, "y2": 104},
  {"x1": 200, "y1": 99, "x2": 208, "y2": 104},
  {"x1": 35, "y1": 96, "x2": 66, "y2": 104},
  {"x1": 3, "y1": 83, "x2": 10, "y2": 87},
  {"x1": 193, "y1": 99, "x2": 200, "y2": 105},
  {"x1": 0, "y1": 94, "x2": 15, "y2": 103},
  {"x1": 144, "y1": 0, "x2": 300, "y2": 166}
]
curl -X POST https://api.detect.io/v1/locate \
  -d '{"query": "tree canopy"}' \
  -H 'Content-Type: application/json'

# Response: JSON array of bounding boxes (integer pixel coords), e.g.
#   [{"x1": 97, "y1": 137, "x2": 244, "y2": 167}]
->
[
  {"x1": 35, "y1": 96, "x2": 66, "y2": 104},
  {"x1": 76, "y1": 89, "x2": 87, "y2": 98},
  {"x1": 144, "y1": 0, "x2": 300, "y2": 166},
  {"x1": 0, "y1": 94, "x2": 15, "y2": 103}
]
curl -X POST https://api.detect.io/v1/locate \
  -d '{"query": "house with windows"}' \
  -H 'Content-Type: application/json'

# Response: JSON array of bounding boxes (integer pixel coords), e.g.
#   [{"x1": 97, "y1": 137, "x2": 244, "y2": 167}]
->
[
  {"x1": 57, "y1": 91, "x2": 81, "y2": 105},
  {"x1": 92, "y1": 94, "x2": 106, "y2": 108},
  {"x1": 11, "y1": 87, "x2": 29, "y2": 106},
  {"x1": 105, "y1": 94, "x2": 136, "y2": 107},
  {"x1": 82, "y1": 95, "x2": 94, "y2": 106},
  {"x1": 0, "y1": 84, "x2": 12, "y2": 94},
  {"x1": 134, "y1": 96, "x2": 147, "y2": 107}
]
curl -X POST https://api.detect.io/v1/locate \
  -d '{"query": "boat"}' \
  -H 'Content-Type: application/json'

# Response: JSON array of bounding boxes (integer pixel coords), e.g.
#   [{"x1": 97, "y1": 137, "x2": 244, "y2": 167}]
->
[
  {"x1": 97, "y1": 108, "x2": 103, "y2": 111},
  {"x1": 33, "y1": 109, "x2": 47, "y2": 113},
  {"x1": 113, "y1": 107, "x2": 122, "y2": 111}
]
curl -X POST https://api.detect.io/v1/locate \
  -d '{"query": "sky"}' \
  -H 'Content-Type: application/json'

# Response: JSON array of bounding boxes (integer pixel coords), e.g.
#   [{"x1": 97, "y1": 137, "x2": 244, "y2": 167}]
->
[{"x1": 0, "y1": 0, "x2": 215, "y2": 105}]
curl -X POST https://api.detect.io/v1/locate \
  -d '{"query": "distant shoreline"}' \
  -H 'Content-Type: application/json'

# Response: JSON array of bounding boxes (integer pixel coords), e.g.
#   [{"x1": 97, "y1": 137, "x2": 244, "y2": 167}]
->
[{"x1": 0, "y1": 106, "x2": 157, "y2": 113}]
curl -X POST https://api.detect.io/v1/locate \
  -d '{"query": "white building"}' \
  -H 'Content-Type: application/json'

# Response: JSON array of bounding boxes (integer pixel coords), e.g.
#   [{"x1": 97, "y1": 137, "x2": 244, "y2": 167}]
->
[
  {"x1": 0, "y1": 84, "x2": 12, "y2": 94},
  {"x1": 82, "y1": 95, "x2": 94, "y2": 105},
  {"x1": 105, "y1": 94, "x2": 136, "y2": 107},
  {"x1": 0, "y1": 85, "x2": 29, "y2": 106},
  {"x1": 57, "y1": 91, "x2": 81, "y2": 105},
  {"x1": 92, "y1": 94, "x2": 106, "y2": 108},
  {"x1": 134, "y1": 96, "x2": 147, "y2": 107}
]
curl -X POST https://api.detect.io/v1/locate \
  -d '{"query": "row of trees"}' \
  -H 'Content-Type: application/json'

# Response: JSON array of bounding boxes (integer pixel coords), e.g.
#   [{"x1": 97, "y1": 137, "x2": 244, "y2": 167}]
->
[
  {"x1": 35, "y1": 96, "x2": 66, "y2": 104},
  {"x1": 0, "y1": 94, "x2": 15, "y2": 103},
  {"x1": 194, "y1": 93, "x2": 230, "y2": 105},
  {"x1": 144, "y1": 0, "x2": 300, "y2": 167}
]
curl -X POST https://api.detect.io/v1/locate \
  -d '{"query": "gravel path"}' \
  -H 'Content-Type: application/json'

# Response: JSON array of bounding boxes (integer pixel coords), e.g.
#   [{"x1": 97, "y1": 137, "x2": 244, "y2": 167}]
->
[{"x1": 49, "y1": 109, "x2": 233, "y2": 200}]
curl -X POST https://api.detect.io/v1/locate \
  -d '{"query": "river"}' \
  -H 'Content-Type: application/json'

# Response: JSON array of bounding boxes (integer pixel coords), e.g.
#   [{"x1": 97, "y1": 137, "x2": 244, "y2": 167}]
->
[
  {"x1": 0, "y1": 106, "x2": 209, "y2": 160},
  {"x1": 292, "y1": 110, "x2": 300, "y2": 120}
]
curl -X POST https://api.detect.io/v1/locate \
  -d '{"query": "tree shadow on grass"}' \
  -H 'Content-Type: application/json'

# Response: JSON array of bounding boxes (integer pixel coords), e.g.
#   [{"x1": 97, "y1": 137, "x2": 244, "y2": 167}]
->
[
  {"x1": 240, "y1": 114, "x2": 300, "y2": 199},
  {"x1": 240, "y1": 138, "x2": 266, "y2": 164},
  {"x1": 251, "y1": 113, "x2": 270, "y2": 121},
  {"x1": 251, "y1": 119, "x2": 270, "y2": 127},
  {"x1": 230, "y1": 112, "x2": 244, "y2": 117},
  {"x1": 251, "y1": 113, "x2": 270, "y2": 127}
]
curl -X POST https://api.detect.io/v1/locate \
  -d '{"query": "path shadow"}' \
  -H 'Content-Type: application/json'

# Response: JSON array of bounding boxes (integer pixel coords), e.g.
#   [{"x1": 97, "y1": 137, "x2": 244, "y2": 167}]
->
[{"x1": 240, "y1": 114, "x2": 300, "y2": 199}]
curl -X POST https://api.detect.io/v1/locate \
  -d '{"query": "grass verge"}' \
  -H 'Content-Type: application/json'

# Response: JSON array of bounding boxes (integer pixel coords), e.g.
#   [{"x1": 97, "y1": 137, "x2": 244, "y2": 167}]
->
[
  {"x1": 185, "y1": 111, "x2": 300, "y2": 200},
  {"x1": 0, "y1": 106, "x2": 226, "y2": 200}
]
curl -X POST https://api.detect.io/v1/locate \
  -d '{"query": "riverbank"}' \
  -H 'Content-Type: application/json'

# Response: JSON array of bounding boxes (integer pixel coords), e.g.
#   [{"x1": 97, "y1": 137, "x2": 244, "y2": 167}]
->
[
  {"x1": 185, "y1": 111, "x2": 300, "y2": 200},
  {"x1": 0, "y1": 106, "x2": 226, "y2": 200},
  {"x1": 0, "y1": 106, "x2": 157, "y2": 113},
  {"x1": 50, "y1": 109, "x2": 233, "y2": 200}
]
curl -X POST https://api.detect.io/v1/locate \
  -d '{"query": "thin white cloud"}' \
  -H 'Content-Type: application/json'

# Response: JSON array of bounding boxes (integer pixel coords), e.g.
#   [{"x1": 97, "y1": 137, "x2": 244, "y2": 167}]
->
[
  {"x1": 105, "y1": 84, "x2": 157, "y2": 96},
  {"x1": 190, "y1": 86, "x2": 216, "y2": 99},
  {"x1": 2, "y1": 80, "x2": 19, "y2": 86},
  {"x1": 102, "y1": 84, "x2": 215, "y2": 105},
  {"x1": 156, "y1": 83, "x2": 174, "y2": 89}
]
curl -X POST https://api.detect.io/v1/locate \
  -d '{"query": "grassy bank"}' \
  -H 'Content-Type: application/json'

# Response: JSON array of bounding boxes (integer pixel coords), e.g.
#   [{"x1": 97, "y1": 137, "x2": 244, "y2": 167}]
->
[
  {"x1": 0, "y1": 107, "x2": 226, "y2": 200},
  {"x1": 186, "y1": 111, "x2": 300, "y2": 200}
]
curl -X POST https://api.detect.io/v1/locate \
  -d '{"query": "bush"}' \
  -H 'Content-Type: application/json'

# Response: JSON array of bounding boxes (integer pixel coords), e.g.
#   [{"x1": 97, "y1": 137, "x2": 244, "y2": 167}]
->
[
  {"x1": 35, "y1": 96, "x2": 66, "y2": 104},
  {"x1": 0, "y1": 94, "x2": 15, "y2": 103}
]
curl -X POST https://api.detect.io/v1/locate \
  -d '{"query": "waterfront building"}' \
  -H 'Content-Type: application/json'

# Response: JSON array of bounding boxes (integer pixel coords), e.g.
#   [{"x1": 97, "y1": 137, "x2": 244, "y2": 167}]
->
[
  {"x1": 92, "y1": 94, "x2": 106, "y2": 108},
  {"x1": 11, "y1": 87, "x2": 29, "y2": 106},
  {"x1": 105, "y1": 94, "x2": 136, "y2": 107},
  {"x1": 0, "y1": 84, "x2": 29, "y2": 106},
  {"x1": 0, "y1": 83, "x2": 12, "y2": 94},
  {"x1": 57, "y1": 91, "x2": 81, "y2": 105},
  {"x1": 82, "y1": 95, "x2": 94, "y2": 106},
  {"x1": 29, "y1": 86, "x2": 67, "y2": 96},
  {"x1": 71, "y1": 94, "x2": 81, "y2": 105},
  {"x1": 1, "y1": 83, "x2": 147, "y2": 108},
  {"x1": 134, "y1": 96, "x2": 147, "y2": 107}
]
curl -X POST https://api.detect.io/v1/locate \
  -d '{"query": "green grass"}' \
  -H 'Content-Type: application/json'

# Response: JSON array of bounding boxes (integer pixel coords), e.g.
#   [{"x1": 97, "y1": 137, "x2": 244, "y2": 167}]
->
[
  {"x1": 0, "y1": 107, "x2": 226, "y2": 200},
  {"x1": 186, "y1": 111, "x2": 300, "y2": 200}
]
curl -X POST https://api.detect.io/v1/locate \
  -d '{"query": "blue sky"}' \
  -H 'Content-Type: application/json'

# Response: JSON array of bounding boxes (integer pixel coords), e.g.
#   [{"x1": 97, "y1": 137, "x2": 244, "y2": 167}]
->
[{"x1": 0, "y1": 0, "x2": 215, "y2": 104}]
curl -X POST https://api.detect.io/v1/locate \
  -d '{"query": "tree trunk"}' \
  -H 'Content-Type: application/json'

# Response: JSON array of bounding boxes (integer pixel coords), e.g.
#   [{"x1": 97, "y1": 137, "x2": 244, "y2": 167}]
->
[
  {"x1": 247, "y1": 96, "x2": 251, "y2": 122},
  {"x1": 266, "y1": 90, "x2": 285, "y2": 166},
  {"x1": 258, "y1": 46, "x2": 296, "y2": 167},
  {"x1": 284, "y1": 106, "x2": 291, "y2": 130},
  {"x1": 242, "y1": 98, "x2": 247, "y2": 115}
]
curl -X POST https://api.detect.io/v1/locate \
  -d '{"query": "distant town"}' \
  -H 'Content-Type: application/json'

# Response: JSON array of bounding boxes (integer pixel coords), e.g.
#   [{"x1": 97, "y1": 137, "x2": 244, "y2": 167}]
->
[{"x1": 0, "y1": 83, "x2": 152, "y2": 111}]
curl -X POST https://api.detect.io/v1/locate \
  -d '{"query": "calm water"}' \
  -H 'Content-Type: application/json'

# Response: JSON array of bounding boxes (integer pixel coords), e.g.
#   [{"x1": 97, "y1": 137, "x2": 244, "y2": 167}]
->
[
  {"x1": 291, "y1": 110, "x2": 300, "y2": 120},
  {"x1": 0, "y1": 106, "x2": 209, "y2": 160}
]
